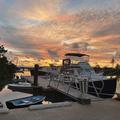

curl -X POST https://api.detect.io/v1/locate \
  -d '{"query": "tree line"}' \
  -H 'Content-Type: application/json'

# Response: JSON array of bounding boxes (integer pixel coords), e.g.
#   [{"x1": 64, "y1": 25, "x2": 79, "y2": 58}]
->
[{"x1": 0, "y1": 45, "x2": 16, "y2": 90}]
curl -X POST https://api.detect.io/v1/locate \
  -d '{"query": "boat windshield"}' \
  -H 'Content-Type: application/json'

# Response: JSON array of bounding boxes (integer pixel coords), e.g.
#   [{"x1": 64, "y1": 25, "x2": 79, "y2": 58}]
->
[
  {"x1": 71, "y1": 60, "x2": 80, "y2": 64},
  {"x1": 79, "y1": 62, "x2": 90, "y2": 68},
  {"x1": 79, "y1": 62, "x2": 94, "y2": 72}
]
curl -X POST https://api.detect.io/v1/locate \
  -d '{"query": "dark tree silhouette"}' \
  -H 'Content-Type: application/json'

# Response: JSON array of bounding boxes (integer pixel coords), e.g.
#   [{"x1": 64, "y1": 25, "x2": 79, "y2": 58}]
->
[
  {"x1": 0, "y1": 45, "x2": 7, "y2": 57},
  {"x1": 0, "y1": 45, "x2": 17, "y2": 90}
]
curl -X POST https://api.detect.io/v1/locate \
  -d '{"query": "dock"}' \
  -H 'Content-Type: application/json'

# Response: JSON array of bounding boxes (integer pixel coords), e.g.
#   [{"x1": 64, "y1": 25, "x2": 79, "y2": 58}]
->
[
  {"x1": 0, "y1": 99, "x2": 120, "y2": 120},
  {"x1": 0, "y1": 75, "x2": 118, "y2": 120},
  {"x1": 0, "y1": 76, "x2": 119, "y2": 120}
]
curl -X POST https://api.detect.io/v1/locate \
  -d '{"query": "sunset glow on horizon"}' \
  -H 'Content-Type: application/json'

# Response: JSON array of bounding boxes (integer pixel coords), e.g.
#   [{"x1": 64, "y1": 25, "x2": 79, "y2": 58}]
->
[{"x1": 0, "y1": 0, "x2": 120, "y2": 67}]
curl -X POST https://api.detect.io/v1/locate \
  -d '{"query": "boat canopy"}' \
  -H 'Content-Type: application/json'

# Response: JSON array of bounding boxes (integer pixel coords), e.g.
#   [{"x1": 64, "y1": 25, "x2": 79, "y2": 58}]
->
[
  {"x1": 65, "y1": 53, "x2": 89, "y2": 57},
  {"x1": 64, "y1": 53, "x2": 89, "y2": 64}
]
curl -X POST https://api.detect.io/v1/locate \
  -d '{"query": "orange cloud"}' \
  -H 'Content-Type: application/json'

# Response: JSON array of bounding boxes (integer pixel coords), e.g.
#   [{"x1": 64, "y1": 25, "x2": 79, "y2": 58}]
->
[{"x1": 0, "y1": 1, "x2": 120, "y2": 67}]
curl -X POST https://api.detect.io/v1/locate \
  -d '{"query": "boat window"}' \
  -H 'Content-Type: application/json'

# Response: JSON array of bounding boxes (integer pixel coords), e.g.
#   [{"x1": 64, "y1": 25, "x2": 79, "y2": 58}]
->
[
  {"x1": 71, "y1": 60, "x2": 80, "y2": 64},
  {"x1": 63, "y1": 59, "x2": 71, "y2": 66}
]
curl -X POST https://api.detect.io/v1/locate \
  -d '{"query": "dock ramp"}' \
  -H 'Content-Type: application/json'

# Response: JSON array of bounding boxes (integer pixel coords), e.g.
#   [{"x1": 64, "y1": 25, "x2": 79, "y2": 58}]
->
[{"x1": 48, "y1": 76, "x2": 103, "y2": 104}]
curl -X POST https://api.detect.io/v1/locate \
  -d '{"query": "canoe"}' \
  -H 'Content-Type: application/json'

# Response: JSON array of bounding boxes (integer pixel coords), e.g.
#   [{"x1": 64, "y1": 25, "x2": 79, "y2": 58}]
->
[{"x1": 6, "y1": 96, "x2": 45, "y2": 109}]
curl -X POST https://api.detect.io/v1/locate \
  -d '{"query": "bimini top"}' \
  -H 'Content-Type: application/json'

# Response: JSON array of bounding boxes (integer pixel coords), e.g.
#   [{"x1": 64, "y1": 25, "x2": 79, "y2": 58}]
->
[{"x1": 65, "y1": 53, "x2": 89, "y2": 57}]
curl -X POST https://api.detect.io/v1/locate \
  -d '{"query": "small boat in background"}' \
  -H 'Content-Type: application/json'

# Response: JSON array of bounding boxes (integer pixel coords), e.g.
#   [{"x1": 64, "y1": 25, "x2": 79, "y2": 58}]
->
[
  {"x1": 8, "y1": 82, "x2": 31, "y2": 88},
  {"x1": 8, "y1": 82, "x2": 33, "y2": 93},
  {"x1": 6, "y1": 95, "x2": 46, "y2": 109}
]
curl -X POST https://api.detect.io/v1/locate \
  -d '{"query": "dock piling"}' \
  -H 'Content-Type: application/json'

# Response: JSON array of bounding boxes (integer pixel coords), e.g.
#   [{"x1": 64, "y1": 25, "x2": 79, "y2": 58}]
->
[{"x1": 33, "y1": 64, "x2": 39, "y2": 95}]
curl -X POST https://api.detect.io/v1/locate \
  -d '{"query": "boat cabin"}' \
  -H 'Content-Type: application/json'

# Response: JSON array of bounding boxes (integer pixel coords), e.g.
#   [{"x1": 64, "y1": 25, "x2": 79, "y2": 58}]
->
[{"x1": 61, "y1": 53, "x2": 104, "y2": 81}]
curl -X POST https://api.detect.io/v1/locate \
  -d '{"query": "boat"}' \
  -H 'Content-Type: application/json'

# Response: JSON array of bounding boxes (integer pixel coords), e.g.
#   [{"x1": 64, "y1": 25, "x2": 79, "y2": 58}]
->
[
  {"x1": 58, "y1": 53, "x2": 117, "y2": 98},
  {"x1": 6, "y1": 95, "x2": 46, "y2": 109},
  {"x1": 94, "y1": 66, "x2": 120, "y2": 76},
  {"x1": 8, "y1": 82, "x2": 33, "y2": 93}
]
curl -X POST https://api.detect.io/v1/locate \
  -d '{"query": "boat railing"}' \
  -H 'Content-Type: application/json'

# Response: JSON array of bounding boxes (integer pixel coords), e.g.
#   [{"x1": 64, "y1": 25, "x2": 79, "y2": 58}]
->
[
  {"x1": 48, "y1": 61, "x2": 108, "y2": 100},
  {"x1": 48, "y1": 69, "x2": 90, "y2": 99},
  {"x1": 87, "y1": 69, "x2": 105, "y2": 97}
]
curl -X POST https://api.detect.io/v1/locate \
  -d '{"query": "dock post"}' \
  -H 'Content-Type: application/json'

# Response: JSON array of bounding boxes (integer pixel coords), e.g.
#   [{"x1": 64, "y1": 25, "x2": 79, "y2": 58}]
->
[{"x1": 33, "y1": 64, "x2": 39, "y2": 95}]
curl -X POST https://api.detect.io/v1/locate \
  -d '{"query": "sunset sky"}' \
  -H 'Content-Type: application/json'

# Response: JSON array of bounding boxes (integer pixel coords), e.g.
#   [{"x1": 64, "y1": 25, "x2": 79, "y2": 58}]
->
[{"x1": 0, "y1": 0, "x2": 120, "y2": 67}]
